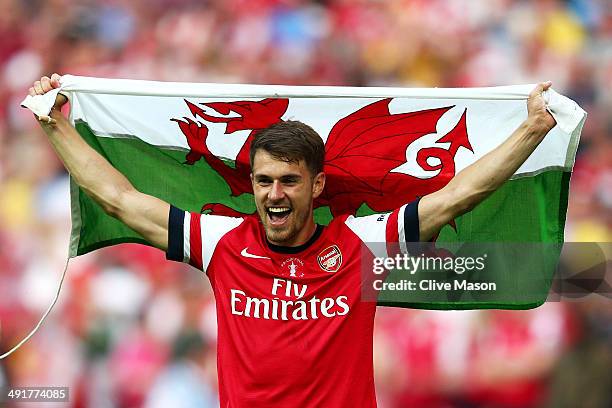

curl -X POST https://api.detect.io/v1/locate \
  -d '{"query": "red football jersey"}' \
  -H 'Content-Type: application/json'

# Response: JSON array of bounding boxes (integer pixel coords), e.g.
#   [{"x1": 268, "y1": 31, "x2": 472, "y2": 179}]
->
[{"x1": 166, "y1": 200, "x2": 419, "y2": 407}]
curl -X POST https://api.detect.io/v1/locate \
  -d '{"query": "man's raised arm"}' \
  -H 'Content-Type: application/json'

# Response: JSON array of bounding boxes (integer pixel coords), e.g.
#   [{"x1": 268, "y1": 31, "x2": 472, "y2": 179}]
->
[
  {"x1": 418, "y1": 82, "x2": 557, "y2": 241},
  {"x1": 30, "y1": 74, "x2": 170, "y2": 250}
]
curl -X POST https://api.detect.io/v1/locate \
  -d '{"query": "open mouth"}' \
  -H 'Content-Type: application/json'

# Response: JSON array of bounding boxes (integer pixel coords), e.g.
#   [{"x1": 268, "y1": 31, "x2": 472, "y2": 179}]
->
[{"x1": 266, "y1": 206, "x2": 292, "y2": 225}]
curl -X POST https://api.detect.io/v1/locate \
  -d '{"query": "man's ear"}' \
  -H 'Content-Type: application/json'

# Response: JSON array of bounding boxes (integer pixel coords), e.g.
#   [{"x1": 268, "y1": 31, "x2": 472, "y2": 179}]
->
[{"x1": 312, "y1": 172, "x2": 326, "y2": 198}]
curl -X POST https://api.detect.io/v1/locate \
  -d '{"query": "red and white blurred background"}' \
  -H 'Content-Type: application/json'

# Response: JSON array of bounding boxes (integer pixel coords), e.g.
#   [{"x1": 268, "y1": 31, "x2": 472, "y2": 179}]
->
[{"x1": 0, "y1": 0, "x2": 610, "y2": 407}]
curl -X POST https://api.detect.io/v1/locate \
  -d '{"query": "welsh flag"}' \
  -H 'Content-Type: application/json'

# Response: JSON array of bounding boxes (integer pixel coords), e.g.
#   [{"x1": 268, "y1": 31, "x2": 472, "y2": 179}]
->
[{"x1": 22, "y1": 75, "x2": 586, "y2": 309}]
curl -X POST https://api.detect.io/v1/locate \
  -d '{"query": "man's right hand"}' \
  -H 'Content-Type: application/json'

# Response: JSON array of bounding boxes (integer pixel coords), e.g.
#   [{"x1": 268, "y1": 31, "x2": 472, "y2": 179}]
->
[
  {"x1": 28, "y1": 72, "x2": 171, "y2": 251},
  {"x1": 28, "y1": 73, "x2": 66, "y2": 104},
  {"x1": 29, "y1": 73, "x2": 68, "y2": 124}
]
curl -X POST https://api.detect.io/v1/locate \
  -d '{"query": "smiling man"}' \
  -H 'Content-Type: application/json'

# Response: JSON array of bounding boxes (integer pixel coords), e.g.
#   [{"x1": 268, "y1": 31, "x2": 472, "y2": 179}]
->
[
  {"x1": 250, "y1": 121, "x2": 326, "y2": 246},
  {"x1": 30, "y1": 73, "x2": 556, "y2": 407}
]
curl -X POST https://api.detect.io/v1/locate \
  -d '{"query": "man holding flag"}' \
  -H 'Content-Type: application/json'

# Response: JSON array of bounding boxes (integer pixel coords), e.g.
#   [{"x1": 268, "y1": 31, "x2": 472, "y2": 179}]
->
[{"x1": 29, "y1": 73, "x2": 556, "y2": 407}]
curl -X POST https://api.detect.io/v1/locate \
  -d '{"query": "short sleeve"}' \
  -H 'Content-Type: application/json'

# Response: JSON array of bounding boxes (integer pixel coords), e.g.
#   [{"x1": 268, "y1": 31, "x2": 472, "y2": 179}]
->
[
  {"x1": 344, "y1": 198, "x2": 421, "y2": 256},
  {"x1": 165, "y1": 205, "x2": 243, "y2": 272}
]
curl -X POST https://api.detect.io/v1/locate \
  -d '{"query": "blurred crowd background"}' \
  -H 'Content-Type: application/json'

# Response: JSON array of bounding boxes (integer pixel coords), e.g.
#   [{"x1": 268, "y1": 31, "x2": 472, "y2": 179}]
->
[{"x1": 0, "y1": 0, "x2": 610, "y2": 407}]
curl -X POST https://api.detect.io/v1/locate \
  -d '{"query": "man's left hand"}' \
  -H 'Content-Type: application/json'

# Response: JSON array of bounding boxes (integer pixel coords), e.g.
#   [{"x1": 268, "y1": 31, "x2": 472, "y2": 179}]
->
[{"x1": 526, "y1": 81, "x2": 557, "y2": 135}]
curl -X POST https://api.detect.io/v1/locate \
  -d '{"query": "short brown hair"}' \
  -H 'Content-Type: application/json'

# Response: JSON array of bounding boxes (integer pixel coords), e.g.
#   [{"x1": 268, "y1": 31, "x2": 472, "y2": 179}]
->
[{"x1": 249, "y1": 120, "x2": 325, "y2": 176}]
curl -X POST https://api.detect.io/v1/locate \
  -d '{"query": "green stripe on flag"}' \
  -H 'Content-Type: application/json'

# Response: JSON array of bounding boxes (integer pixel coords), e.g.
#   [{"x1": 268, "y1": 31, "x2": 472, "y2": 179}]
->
[{"x1": 438, "y1": 171, "x2": 569, "y2": 244}]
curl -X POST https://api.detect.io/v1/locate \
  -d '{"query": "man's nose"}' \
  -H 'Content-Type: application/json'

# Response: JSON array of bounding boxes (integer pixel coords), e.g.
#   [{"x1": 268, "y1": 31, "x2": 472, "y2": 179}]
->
[{"x1": 268, "y1": 180, "x2": 285, "y2": 201}]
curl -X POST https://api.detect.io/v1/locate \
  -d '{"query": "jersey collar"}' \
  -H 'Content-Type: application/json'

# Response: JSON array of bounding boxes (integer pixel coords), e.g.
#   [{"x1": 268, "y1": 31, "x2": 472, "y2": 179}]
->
[{"x1": 266, "y1": 224, "x2": 324, "y2": 254}]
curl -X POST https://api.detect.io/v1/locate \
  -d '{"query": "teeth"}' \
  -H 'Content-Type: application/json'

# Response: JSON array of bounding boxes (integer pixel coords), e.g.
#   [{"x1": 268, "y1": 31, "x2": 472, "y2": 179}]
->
[{"x1": 268, "y1": 207, "x2": 290, "y2": 213}]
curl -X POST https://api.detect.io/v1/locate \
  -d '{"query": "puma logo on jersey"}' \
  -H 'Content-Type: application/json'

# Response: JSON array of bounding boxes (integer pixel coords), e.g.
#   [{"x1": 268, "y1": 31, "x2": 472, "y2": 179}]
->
[{"x1": 241, "y1": 247, "x2": 271, "y2": 260}]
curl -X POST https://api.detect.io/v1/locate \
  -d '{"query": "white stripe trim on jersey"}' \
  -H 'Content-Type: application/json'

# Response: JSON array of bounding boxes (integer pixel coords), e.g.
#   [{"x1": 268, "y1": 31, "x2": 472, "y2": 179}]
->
[
  {"x1": 397, "y1": 204, "x2": 408, "y2": 255},
  {"x1": 183, "y1": 211, "x2": 191, "y2": 263},
  {"x1": 345, "y1": 213, "x2": 389, "y2": 258},
  {"x1": 201, "y1": 215, "x2": 244, "y2": 272}
]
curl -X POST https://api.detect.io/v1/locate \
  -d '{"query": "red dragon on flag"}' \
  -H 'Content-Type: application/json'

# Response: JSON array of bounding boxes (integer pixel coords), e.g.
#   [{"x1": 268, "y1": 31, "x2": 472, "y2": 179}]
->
[{"x1": 172, "y1": 98, "x2": 472, "y2": 218}]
